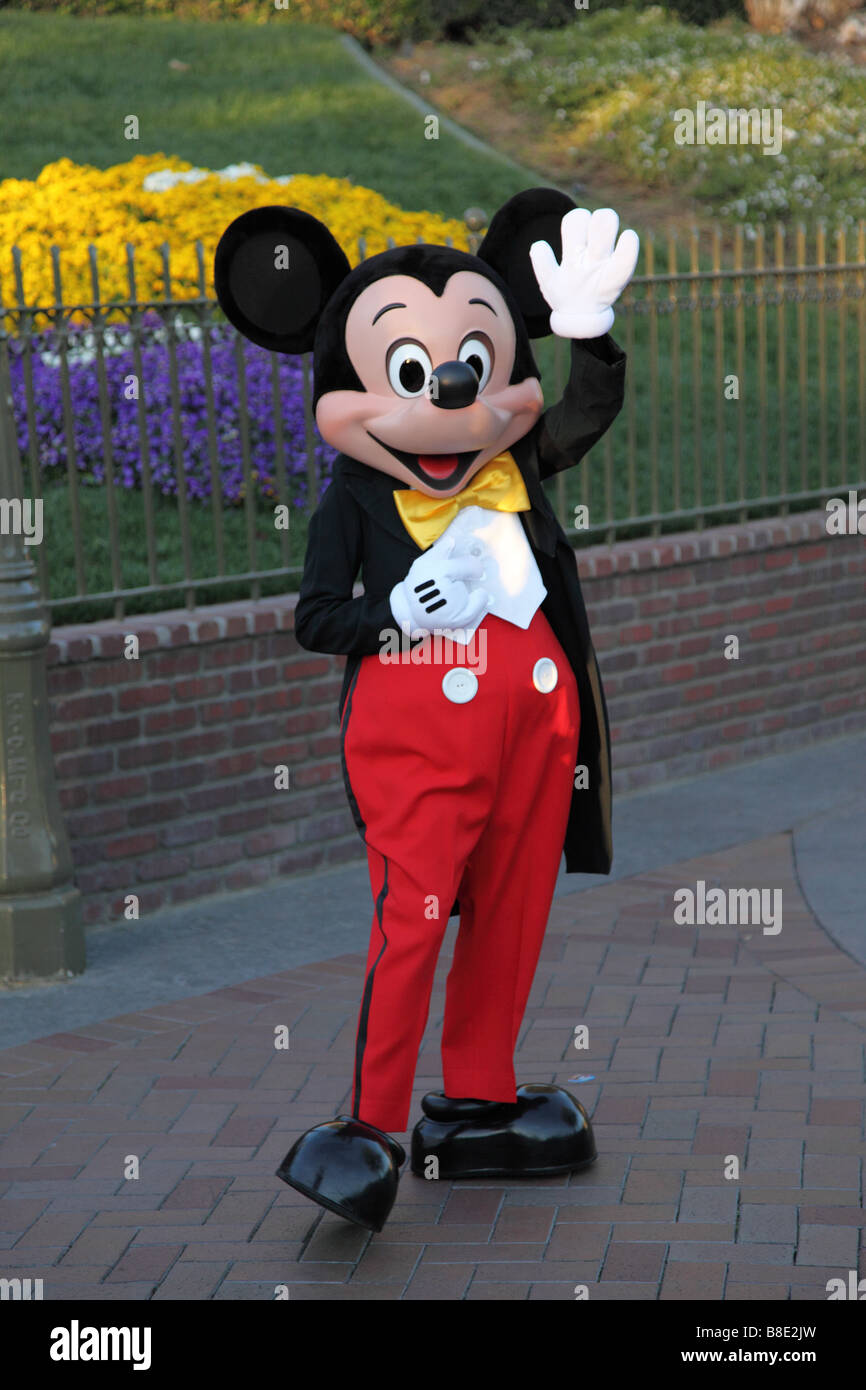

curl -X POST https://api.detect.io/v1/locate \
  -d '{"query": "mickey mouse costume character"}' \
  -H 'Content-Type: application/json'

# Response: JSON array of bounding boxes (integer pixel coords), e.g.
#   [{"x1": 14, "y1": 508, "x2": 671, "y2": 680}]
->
[{"x1": 214, "y1": 189, "x2": 639, "y2": 1233}]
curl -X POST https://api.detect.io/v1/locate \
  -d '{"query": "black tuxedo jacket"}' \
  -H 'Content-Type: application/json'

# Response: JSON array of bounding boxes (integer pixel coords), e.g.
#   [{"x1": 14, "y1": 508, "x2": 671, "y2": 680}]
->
[{"x1": 295, "y1": 334, "x2": 626, "y2": 875}]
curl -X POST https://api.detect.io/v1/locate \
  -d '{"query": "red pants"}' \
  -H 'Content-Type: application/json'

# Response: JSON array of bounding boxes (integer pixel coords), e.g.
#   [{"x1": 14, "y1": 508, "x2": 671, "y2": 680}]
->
[{"x1": 341, "y1": 610, "x2": 580, "y2": 1133}]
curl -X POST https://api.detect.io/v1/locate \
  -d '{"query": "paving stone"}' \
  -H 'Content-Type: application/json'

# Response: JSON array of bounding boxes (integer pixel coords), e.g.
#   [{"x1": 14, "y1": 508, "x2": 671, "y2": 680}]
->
[
  {"x1": 300, "y1": 1221, "x2": 370, "y2": 1263},
  {"x1": 151, "y1": 1260, "x2": 231, "y2": 1299},
  {"x1": 738, "y1": 1204, "x2": 798, "y2": 1243},
  {"x1": 350, "y1": 1244, "x2": 419, "y2": 1283},
  {"x1": 554, "y1": 1203, "x2": 677, "y2": 1224},
  {"x1": 659, "y1": 1260, "x2": 726, "y2": 1300},
  {"x1": 622, "y1": 1170, "x2": 684, "y2": 1204},
  {"x1": 668, "y1": 1241, "x2": 795, "y2": 1265},
  {"x1": 439, "y1": 1189, "x2": 503, "y2": 1225},
  {"x1": 643, "y1": 1109, "x2": 698, "y2": 1140},
  {"x1": 0, "y1": 1198, "x2": 52, "y2": 1235},
  {"x1": 466, "y1": 1281, "x2": 530, "y2": 1300},
  {"x1": 601, "y1": 1242, "x2": 666, "y2": 1281},
  {"x1": 11, "y1": 1211, "x2": 94, "y2": 1249},
  {"x1": 106, "y1": 1243, "x2": 183, "y2": 1283},
  {"x1": 544, "y1": 1223, "x2": 612, "y2": 1261},
  {"x1": 58, "y1": 1228, "x2": 134, "y2": 1268},
  {"x1": 221, "y1": 1260, "x2": 350, "y2": 1283},
  {"x1": 795, "y1": 1225, "x2": 859, "y2": 1267},
  {"x1": 557, "y1": 1281, "x2": 658, "y2": 1300},
  {"x1": 802, "y1": 1154, "x2": 861, "y2": 1189},
  {"x1": 403, "y1": 1265, "x2": 475, "y2": 1300},
  {"x1": 745, "y1": 1138, "x2": 804, "y2": 1172},
  {"x1": 725, "y1": 1282, "x2": 791, "y2": 1300}
]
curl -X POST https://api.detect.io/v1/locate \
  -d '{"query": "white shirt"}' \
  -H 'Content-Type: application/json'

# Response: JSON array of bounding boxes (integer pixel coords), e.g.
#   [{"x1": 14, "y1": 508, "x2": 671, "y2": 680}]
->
[{"x1": 430, "y1": 504, "x2": 547, "y2": 642}]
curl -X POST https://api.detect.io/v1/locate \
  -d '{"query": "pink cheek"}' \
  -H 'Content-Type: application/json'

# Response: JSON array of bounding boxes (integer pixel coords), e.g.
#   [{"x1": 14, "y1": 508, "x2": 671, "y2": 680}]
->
[
  {"x1": 514, "y1": 381, "x2": 543, "y2": 414},
  {"x1": 315, "y1": 401, "x2": 370, "y2": 450}
]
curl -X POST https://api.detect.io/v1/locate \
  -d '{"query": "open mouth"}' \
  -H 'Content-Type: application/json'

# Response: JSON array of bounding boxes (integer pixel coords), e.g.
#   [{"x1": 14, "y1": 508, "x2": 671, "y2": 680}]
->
[{"x1": 367, "y1": 434, "x2": 481, "y2": 492}]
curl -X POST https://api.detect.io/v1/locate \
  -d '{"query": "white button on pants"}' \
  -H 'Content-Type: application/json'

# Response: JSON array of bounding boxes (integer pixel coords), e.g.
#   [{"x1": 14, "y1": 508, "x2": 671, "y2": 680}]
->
[
  {"x1": 532, "y1": 657, "x2": 558, "y2": 693},
  {"x1": 442, "y1": 668, "x2": 478, "y2": 704}
]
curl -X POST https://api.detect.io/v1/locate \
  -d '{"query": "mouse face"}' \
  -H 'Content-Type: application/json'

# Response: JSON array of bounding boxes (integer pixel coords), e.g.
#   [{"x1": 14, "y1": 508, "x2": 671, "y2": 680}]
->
[
  {"x1": 214, "y1": 188, "x2": 577, "y2": 497},
  {"x1": 315, "y1": 271, "x2": 543, "y2": 498}
]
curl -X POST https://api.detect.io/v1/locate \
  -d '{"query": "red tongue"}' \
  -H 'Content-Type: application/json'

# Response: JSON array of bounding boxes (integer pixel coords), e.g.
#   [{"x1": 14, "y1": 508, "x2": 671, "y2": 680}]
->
[{"x1": 418, "y1": 454, "x2": 458, "y2": 480}]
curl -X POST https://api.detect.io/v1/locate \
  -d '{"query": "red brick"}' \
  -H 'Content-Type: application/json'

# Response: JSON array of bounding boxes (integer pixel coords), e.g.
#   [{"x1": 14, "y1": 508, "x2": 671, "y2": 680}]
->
[
  {"x1": 144, "y1": 707, "x2": 197, "y2": 735},
  {"x1": 118, "y1": 683, "x2": 173, "y2": 712},
  {"x1": 151, "y1": 650, "x2": 200, "y2": 676},
  {"x1": 201, "y1": 698, "x2": 255, "y2": 725},
  {"x1": 175, "y1": 731, "x2": 229, "y2": 758},
  {"x1": 84, "y1": 716, "x2": 140, "y2": 745},
  {"x1": 175, "y1": 674, "x2": 225, "y2": 701},
  {"x1": 150, "y1": 764, "x2": 206, "y2": 792},
  {"x1": 104, "y1": 832, "x2": 159, "y2": 859},
  {"x1": 55, "y1": 749, "x2": 115, "y2": 778}
]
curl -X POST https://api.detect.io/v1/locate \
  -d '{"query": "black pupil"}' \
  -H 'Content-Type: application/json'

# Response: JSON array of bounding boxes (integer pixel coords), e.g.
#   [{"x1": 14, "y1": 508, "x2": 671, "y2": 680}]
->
[
  {"x1": 399, "y1": 358, "x2": 426, "y2": 392},
  {"x1": 467, "y1": 354, "x2": 484, "y2": 380}
]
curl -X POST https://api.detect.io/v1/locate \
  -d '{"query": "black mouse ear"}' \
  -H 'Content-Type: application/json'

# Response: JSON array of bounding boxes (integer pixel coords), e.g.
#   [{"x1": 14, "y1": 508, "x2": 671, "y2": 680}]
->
[
  {"x1": 213, "y1": 205, "x2": 351, "y2": 353},
  {"x1": 477, "y1": 187, "x2": 577, "y2": 338}
]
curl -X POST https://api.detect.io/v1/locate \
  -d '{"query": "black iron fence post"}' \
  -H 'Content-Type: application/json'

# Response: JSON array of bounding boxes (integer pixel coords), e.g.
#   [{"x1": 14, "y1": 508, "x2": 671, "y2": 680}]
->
[{"x1": 0, "y1": 321, "x2": 84, "y2": 980}]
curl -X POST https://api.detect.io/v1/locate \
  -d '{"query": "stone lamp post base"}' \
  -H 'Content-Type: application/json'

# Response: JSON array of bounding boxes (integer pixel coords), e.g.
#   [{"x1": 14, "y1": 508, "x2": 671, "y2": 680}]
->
[{"x1": 0, "y1": 886, "x2": 84, "y2": 981}]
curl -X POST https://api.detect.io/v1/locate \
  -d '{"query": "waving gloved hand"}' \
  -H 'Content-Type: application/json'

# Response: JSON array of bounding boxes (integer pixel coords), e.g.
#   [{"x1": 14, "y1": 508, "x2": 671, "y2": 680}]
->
[
  {"x1": 390, "y1": 537, "x2": 490, "y2": 639},
  {"x1": 529, "y1": 207, "x2": 639, "y2": 340}
]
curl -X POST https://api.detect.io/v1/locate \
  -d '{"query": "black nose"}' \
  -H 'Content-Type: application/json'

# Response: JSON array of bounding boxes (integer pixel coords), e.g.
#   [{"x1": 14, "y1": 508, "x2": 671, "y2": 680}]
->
[{"x1": 429, "y1": 360, "x2": 478, "y2": 410}]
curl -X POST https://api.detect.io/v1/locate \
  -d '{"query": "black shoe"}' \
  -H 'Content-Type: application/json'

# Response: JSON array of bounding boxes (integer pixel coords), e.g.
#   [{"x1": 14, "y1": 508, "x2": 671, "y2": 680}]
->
[
  {"x1": 276, "y1": 1115, "x2": 406, "y2": 1232},
  {"x1": 410, "y1": 1083, "x2": 596, "y2": 1179}
]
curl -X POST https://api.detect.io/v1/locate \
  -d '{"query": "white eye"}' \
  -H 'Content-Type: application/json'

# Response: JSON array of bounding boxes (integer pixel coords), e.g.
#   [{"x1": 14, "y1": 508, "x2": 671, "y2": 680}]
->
[
  {"x1": 458, "y1": 336, "x2": 493, "y2": 391},
  {"x1": 387, "y1": 341, "x2": 433, "y2": 397}
]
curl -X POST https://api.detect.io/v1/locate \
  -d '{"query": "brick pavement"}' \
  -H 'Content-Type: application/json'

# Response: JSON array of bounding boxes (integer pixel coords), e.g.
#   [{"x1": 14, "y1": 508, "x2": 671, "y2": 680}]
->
[{"x1": 0, "y1": 831, "x2": 864, "y2": 1301}]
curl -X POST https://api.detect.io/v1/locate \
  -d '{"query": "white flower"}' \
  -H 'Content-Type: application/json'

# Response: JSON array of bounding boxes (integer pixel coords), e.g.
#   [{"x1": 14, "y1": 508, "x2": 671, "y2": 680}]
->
[
  {"x1": 215, "y1": 162, "x2": 263, "y2": 181},
  {"x1": 143, "y1": 161, "x2": 273, "y2": 192},
  {"x1": 143, "y1": 168, "x2": 209, "y2": 191}
]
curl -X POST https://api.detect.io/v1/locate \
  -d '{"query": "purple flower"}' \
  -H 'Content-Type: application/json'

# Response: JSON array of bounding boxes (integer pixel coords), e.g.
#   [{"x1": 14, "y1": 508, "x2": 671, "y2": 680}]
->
[{"x1": 9, "y1": 315, "x2": 337, "y2": 507}]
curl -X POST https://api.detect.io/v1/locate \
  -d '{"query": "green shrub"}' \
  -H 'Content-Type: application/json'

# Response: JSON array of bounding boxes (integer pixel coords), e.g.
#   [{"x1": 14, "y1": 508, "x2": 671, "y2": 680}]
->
[
  {"x1": 287, "y1": 0, "x2": 429, "y2": 46},
  {"x1": 631, "y1": 0, "x2": 746, "y2": 22},
  {"x1": 0, "y1": 0, "x2": 746, "y2": 37},
  {"x1": 425, "y1": 0, "x2": 576, "y2": 40},
  {"x1": 0, "y1": 1, "x2": 264, "y2": 16},
  {"x1": 291, "y1": 0, "x2": 746, "y2": 44},
  {"x1": 290, "y1": 0, "x2": 580, "y2": 43}
]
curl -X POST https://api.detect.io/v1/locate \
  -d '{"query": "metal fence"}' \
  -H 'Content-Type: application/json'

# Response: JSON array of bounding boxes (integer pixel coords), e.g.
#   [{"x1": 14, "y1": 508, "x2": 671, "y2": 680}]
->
[{"x1": 2, "y1": 217, "x2": 866, "y2": 621}]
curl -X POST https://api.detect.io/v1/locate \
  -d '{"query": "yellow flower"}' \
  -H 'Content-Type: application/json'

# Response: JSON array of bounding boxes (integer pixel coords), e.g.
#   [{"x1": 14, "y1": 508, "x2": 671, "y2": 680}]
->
[{"x1": 0, "y1": 155, "x2": 472, "y2": 329}]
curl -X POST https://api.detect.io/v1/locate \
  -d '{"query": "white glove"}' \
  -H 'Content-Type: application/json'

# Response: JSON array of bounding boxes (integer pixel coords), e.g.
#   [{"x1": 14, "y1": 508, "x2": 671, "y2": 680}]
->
[
  {"x1": 529, "y1": 207, "x2": 639, "y2": 340},
  {"x1": 390, "y1": 536, "x2": 490, "y2": 638}
]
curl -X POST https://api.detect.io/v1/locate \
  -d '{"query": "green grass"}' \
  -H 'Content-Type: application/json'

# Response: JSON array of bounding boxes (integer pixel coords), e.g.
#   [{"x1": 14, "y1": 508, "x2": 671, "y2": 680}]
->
[
  {"x1": 35, "y1": 291, "x2": 865, "y2": 624},
  {"x1": 37, "y1": 483, "x2": 311, "y2": 623},
  {"x1": 0, "y1": 10, "x2": 524, "y2": 218}
]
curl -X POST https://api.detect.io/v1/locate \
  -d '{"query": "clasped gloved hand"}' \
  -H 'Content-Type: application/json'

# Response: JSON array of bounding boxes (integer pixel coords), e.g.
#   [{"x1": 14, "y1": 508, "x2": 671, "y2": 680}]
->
[{"x1": 390, "y1": 537, "x2": 490, "y2": 639}]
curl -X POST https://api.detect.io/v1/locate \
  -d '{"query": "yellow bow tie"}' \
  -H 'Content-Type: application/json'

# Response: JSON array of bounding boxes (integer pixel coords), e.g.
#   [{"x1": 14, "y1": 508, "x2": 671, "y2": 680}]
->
[{"x1": 393, "y1": 451, "x2": 530, "y2": 550}]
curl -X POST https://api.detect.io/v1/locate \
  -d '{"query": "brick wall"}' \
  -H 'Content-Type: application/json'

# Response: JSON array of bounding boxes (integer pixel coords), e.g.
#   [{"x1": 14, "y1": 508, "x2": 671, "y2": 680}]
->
[{"x1": 46, "y1": 509, "x2": 866, "y2": 927}]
